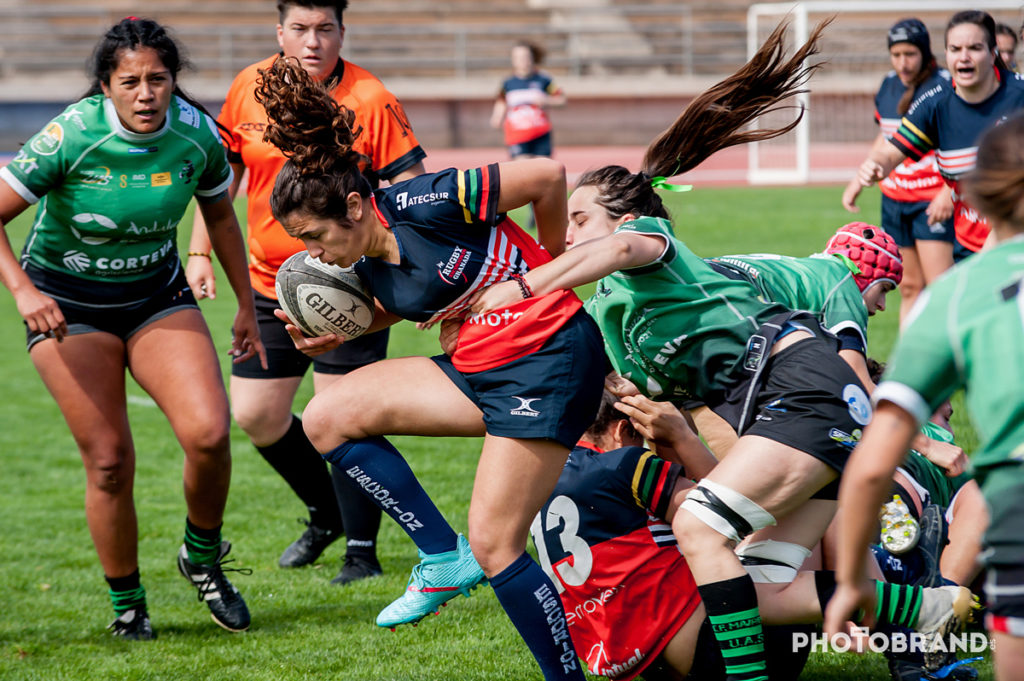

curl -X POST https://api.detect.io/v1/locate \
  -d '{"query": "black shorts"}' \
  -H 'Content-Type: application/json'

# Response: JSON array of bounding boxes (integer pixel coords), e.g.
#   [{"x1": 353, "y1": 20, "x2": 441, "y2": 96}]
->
[
  {"x1": 508, "y1": 132, "x2": 552, "y2": 158},
  {"x1": 231, "y1": 291, "x2": 389, "y2": 378},
  {"x1": 685, "y1": 619, "x2": 813, "y2": 681},
  {"x1": 24, "y1": 259, "x2": 197, "y2": 350},
  {"x1": 881, "y1": 195, "x2": 954, "y2": 247},
  {"x1": 978, "y1": 465, "x2": 1024, "y2": 620},
  {"x1": 432, "y1": 309, "x2": 605, "y2": 449},
  {"x1": 738, "y1": 337, "x2": 869, "y2": 499}
]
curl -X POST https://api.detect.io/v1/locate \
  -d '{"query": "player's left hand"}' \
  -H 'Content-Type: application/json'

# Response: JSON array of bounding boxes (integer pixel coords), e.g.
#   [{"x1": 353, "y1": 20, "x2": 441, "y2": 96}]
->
[
  {"x1": 615, "y1": 394, "x2": 693, "y2": 446},
  {"x1": 230, "y1": 306, "x2": 268, "y2": 369},
  {"x1": 926, "y1": 187, "x2": 954, "y2": 226},
  {"x1": 273, "y1": 308, "x2": 342, "y2": 357},
  {"x1": 920, "y1": 437, "x2": 969, "y2": 477},
  {"x1": 467, "y1": 280, "x2": 524, "y2": 315}
]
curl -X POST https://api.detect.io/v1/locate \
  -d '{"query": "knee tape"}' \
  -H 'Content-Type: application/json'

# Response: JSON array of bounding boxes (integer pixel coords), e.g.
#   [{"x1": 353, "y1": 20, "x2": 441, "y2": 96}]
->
[
  {"x1": 680, "y1": 480, "x2": 776, "y2": 544},
  {"x1": 736, "y1": 540, "x2": 812, "y2": 583}
]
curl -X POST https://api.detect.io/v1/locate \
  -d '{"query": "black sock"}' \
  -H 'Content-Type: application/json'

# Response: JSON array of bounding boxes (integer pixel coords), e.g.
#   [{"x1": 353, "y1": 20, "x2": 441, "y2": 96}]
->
[
  {"x1": 331, "y1": 465, "x2": 381, "y2": 563},
  {"x1": 255, "y1": 415, "x2": 343, "y2": 532},
  {"x1": 698, "y1": 575, "x2": 770, "y2": 681},
  {"x1": 106, "y1": 569, "x2": 146, "y2": 615},
  {"x1": 814, "y1": 570, "x2": 837, "y2": 615}
]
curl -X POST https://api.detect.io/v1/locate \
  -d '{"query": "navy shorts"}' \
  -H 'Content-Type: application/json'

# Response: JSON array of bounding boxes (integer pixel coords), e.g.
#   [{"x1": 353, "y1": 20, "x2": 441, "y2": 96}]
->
[
  {"x1": 232, "y1": 291, "x2": 388, "y2": 378},
  {"x1": 508, "y1": 132, "x2": 552, "y2": 158},
  {"x1": 432, "y1": 309, "x2": 605, "y2": 449},
  {"x1": 24, "y1": 260, "x2": 197, "y2": 350},
  {"x1": 738, "y1": 336, "x2": 871, "y2": 500},
  {"x1": 881, "y1": 195, "x2": 954, "y2": 247}
]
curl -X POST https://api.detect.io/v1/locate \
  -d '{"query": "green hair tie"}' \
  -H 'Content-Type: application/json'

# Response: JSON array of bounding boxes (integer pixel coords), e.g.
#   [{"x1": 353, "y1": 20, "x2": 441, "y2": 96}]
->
[
  {"x1": 832, "y1": 252, "x2": 863, "y2": 275},
  {"x1": 650, "y1": 176, "x2": 693, "y2": 193}
]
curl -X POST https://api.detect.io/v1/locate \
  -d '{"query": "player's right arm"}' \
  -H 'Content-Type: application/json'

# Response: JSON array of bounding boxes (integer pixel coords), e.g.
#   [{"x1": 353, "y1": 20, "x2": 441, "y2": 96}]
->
[
  {"x1": 844, "y1": 133, "x2": 907, "y2": 211},
  {"x1": 186, "y1": 161, "x2": 244, "y2": 300},
  {"x1": 0, "y1": 179, "x2": 66, "y2": 340}
]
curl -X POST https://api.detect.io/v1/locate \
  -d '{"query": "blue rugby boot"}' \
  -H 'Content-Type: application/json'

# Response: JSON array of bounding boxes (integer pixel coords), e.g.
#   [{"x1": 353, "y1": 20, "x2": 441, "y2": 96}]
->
[{"x1": 376, "y1": 534, "x2": 487, "y2": 629}]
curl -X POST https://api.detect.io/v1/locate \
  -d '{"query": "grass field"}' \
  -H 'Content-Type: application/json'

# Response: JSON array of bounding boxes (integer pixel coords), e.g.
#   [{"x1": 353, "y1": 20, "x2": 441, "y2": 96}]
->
[{"x1": 0, "y1": 185, "x2": 990, "y2": 680}]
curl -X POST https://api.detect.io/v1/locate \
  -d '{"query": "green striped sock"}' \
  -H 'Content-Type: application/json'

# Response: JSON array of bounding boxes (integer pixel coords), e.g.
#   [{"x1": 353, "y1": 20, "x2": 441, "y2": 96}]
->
[
  {"x1": 699, "y1": 576, "x2": 770, "y2": 681},
  {"x1": 105, "y1": 570, "x2": 146, "y2": 616},
  {"x1": 874, "y1": 580, "x2": 923, "y2": 629},
  {"x1": 184, "y1": 518, "x2": 222, "y2": 565}
]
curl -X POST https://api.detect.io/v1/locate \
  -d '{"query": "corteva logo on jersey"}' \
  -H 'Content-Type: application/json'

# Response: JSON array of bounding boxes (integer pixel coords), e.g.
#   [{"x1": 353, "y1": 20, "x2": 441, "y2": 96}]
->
[
  {"x1": 792, "y1": 628, "x2": 993, "y2": 655},
  {"x1": 395, "y1": 190, "x2": 449, "y2": 211}
]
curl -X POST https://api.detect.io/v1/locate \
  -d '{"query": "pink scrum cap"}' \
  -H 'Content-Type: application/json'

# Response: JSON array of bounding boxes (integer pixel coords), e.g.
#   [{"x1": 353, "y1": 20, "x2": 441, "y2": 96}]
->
[{"x1": 825, "y1": 222, "x2": 903, "y2": 292}]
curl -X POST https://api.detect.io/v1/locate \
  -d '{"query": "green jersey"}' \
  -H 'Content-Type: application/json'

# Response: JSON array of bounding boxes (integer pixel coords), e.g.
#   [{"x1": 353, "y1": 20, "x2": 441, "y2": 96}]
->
[
  {"x1": 583, "y1": 216, "x2": 791, "y2": 404},
  {"x1": 0, "y1": 95, "x2": 232, "y2": 282},
  {"x1": 707, "y1": 253, "x2": 869, "y2": 352},
  {"x1": 876, "y1": 236, "x2": 1024, "y2": 471}
]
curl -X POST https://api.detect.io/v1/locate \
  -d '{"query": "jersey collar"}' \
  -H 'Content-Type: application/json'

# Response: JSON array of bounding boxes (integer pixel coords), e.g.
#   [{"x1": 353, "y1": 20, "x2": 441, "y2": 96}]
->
[
  {"x1": 576, "y1": 440, "x2": 604, "y2": 453},
  {"x1": 103, "y1": 96, "x2": 171, "y2": 142}
]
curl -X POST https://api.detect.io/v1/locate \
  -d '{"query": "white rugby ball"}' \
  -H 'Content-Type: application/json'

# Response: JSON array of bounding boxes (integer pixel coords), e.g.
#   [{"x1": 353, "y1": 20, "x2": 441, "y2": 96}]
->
[{"x1": 275, "y1": 252, "x2": 375, "y2": 339}]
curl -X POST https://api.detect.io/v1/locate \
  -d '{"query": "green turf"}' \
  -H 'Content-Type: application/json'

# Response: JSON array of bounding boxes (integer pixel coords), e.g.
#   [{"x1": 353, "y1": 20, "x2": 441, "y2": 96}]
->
[{"x1": 0, "y1": 186, "x2": 990, "y2": 680}]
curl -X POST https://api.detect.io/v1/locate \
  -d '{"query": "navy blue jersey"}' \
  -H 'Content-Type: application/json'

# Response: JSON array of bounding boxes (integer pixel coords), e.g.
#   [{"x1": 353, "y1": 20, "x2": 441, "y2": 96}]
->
[
  {"x1": 891, "y1": 70, "x2": 1024, "y2": 251},
  {"x1": 355, "y1": 163, "x2": 582, "y2": 371},
  {"x1": 874, "y1": 69, "x2": 950, "y2": 202},
  {"x1": 530, "y1": 443, "x2": 699, "y2": 680}
]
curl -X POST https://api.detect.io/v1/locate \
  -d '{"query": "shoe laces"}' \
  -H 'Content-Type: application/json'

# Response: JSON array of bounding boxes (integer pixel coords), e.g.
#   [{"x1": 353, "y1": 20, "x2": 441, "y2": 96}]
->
[{"x1": 191, "y1": 557, "x2": 252, "y2": 604}]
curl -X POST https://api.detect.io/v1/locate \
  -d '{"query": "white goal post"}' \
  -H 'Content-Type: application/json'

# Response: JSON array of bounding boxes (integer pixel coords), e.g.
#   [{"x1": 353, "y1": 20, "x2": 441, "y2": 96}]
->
[{"x1": 746, "y1": 1, "x2": 1024, "y2": 185}]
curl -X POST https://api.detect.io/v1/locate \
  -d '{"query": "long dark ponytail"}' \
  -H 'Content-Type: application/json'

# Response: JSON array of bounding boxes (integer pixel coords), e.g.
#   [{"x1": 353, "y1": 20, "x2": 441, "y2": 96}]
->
[{"x1": 576, "y1": 17, "x2": 831, "y2": 221}]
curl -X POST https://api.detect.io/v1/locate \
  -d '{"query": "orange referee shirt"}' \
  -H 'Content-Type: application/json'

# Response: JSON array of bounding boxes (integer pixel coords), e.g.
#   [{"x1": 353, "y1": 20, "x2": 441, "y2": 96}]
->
[{"x1": 219, "y1": 55, "x2": 426, "y2": 298}]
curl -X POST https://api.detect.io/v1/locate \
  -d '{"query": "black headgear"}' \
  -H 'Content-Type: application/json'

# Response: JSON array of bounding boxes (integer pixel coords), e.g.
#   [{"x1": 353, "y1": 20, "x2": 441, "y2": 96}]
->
[{"x1": 888, "y1": 18, "x2": 932, "y2": 62}]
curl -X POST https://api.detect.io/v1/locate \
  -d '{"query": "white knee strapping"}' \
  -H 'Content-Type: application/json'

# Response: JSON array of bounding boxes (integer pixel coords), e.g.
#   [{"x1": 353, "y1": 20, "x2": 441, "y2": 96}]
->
[
  {"x1": 736, "y1": 540, "x2": 812, "y2": 584},
  {"x1": 680, "y1": 479, "x2": 776, "y2": 544}
]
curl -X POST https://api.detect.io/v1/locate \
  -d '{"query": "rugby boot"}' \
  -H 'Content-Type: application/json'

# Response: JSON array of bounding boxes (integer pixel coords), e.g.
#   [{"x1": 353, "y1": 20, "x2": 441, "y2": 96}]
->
[
  {"x1": 376, "y1": 534, "x2": 487, "y2": 628},
  {"x1": 107, "y1": 606, "x2": 155, "y2": 641},
  {"x1": 177, "y1": 541, "x2": 252, "y2": 632},
  {"x1": 331, "y1": 554, "x2": 383, "y2": 586},
  {"x1": 279, "y1": 518, "x2": 343, "y2": 568},
  {"x1": 881, "y1": 494, "x2": 920, "y2": 554},
  {"x1": 913, "y1": 585, "x2": 978, "y2": 671}
]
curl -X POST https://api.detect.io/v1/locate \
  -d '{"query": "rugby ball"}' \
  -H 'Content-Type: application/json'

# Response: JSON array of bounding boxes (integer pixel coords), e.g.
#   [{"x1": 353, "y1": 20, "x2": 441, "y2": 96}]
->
[{"x1": 274, "y1": 252, "x2": 374, "y2": 339}]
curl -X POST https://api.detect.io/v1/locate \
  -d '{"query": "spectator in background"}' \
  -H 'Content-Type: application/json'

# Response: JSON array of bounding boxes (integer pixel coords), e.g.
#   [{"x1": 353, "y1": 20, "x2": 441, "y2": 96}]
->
[
  {"x1": 996, "y1": 22, "x2": 1018, "y2": 71},
  {"x1": 187, "y1": 0, "x2": 426, "y2": 586},
  {"x1": 490, "y1": 41, "x2": 566, "y2": 227}
]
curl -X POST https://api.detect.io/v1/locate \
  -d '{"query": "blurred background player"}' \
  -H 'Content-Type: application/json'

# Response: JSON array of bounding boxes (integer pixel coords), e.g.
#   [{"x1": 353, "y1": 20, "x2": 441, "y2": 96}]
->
[
  {"x1": 187, "y1": 0, "x2": 426, "y2": 585},
  {"x1": 490, "y1": 41, "x2": 565, "y2": 228},
  {"x1": 0, "y1": 17, "x2": 265, "y2": 638},
  {"x1": 843, "y1": 11, "x2": 1024, "y2": 263},
  {"x1": 826, "y1": 111, "x2": 1024, "y2": 681},
  {"x1": 842, "y1": 18, "x2": 954, "y2": 322},
  {"x1": 996, "y1": 22, "x2": 1019, "y2": 72}
]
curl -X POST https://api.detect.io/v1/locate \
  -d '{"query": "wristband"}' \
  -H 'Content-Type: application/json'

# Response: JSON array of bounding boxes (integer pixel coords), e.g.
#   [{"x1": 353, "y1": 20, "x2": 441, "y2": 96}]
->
[
  {"x1": 510, "y1": 273, "x2": 533, "y2": 299},
  {"x1": 187, "y1": 251, "x2": 211, "y2": 258}
]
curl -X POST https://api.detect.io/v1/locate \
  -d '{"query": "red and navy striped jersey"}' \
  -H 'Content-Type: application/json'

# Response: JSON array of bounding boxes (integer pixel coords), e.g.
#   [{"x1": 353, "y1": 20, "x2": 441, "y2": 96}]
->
[
  {"x1": 357, "y1": 164, "x2": 581, "y2": 372},
  {"x1": 530, "y1": 442, "x2": 700, "y2": 680},
  {"x1": 874, "y1": 69, "x2": 950, "y2": 202},
  {"x1": 890, "y1": 70, "x2": 1024, "y2": 251}
]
